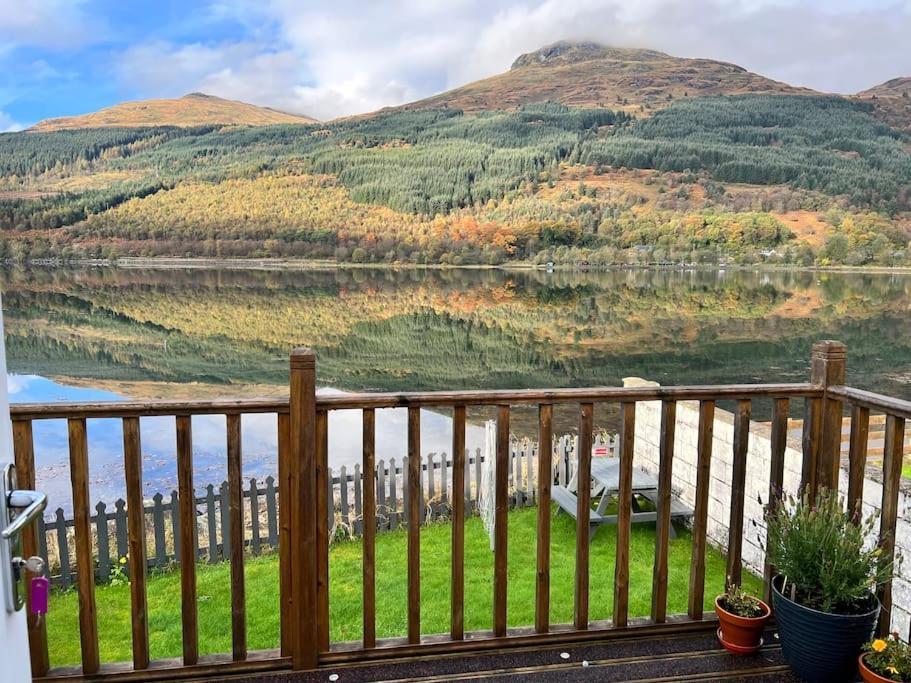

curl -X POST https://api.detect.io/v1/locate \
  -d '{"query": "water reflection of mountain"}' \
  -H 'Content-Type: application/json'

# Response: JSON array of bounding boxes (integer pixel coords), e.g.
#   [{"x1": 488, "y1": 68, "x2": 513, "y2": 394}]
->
[{"x1": 3, "y1": 266, "x2": 911, "y2": 400}]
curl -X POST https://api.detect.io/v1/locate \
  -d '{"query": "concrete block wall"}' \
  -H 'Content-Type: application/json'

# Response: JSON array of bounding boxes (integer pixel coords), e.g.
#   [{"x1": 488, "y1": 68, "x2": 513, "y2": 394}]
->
[{"x1": 623, "y1": 377, "x2": 911, "y2": 633}]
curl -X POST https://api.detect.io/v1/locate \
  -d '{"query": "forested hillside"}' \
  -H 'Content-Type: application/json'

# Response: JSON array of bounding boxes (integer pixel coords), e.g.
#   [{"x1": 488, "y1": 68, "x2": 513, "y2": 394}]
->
[{"x1": 1, "y1": 84, "x2": 909, "y2": 266}]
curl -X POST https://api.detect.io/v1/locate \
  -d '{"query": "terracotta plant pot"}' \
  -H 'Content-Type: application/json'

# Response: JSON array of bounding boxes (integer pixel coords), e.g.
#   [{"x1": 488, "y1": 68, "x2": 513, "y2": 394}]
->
[
  {"x1": 715, "y1": 595, "x2": 771, "y2": 655},
  {"x1": 859, "y1": 653, "x2": 907, "y2": 683}
]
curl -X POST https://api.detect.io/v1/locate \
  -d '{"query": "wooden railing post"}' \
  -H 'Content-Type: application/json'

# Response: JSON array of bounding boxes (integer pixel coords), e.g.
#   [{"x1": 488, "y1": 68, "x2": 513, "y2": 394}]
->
[
  {"x1": 805, "y1": 341, "x2": 846, "y2": 496},
  {"x1": 289, "y1": 348, "x2": 318, "y2": 670}
]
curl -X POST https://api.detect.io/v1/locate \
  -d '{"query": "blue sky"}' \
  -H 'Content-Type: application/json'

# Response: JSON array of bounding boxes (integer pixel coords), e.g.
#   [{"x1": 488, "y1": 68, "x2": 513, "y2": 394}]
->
[{"x1": 1, "y1": 0, "x2": 909, "y2": 130}]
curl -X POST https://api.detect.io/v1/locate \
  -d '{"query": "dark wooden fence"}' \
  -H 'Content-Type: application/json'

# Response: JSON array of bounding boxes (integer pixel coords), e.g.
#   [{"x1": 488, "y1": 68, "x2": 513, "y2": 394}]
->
[
  {"x1": 14, "y1": 340, "x2": 905, "y2": 683},
  {"x1": 38, "y1": 435, "x2": 616, "y2": 587}
]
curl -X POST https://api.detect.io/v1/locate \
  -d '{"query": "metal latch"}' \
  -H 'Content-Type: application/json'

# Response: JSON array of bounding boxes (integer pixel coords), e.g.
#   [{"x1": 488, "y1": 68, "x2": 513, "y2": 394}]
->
[{"x1": 1, "y1": 463, "x2": 47, "y2": 612}]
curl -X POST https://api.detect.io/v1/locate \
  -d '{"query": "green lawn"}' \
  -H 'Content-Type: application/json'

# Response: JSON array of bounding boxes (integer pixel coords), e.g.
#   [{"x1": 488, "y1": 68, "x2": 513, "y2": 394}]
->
[{"x1": 47, "y1": 506, "x2": 760, "y2": 667}]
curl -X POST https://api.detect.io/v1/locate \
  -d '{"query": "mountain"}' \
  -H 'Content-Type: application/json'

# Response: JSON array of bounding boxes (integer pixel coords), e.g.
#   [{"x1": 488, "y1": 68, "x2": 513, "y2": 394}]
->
[
  {"x1": 29, "y1": 93, "x2": 317, "y2": 131},
  {"x1": 855, "y1": 77, "x2": 911, "y2": 133},
  {"x1": 858, "y1": 77, "x2": 911, "y2": 98},
  {"x1": 2, "y1": 42, "x2": 909, "y2": 270},
  {"x1": 387, "y1": 41, "x2": 818, "y2": 115}
]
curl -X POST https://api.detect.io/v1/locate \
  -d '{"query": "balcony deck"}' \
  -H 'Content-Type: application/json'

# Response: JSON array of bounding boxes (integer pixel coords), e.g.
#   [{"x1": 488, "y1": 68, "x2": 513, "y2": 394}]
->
[
  {"x1": 14, "y1": 340, "x2": 902, "y2": 682},
  {"x1": 236, "y1": 629, "x2": 798, "y2": 682}
]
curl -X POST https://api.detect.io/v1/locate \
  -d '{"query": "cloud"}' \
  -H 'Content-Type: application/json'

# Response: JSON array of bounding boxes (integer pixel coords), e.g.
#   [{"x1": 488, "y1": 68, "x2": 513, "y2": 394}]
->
[
  {"x1": 0, "y1": 0, "x2": 98, "y2": 49},
  {"x1": 109, "y1": 0, "x2": 911, "y2": 119},
  {"x1": 0, "y1": 110, "x2": 23, "y2": 132}
]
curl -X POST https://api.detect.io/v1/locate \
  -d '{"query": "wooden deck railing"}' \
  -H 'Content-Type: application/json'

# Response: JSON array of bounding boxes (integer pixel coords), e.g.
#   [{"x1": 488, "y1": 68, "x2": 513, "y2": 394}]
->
[{"x1": 10, "y1": 340, "x2": 910, "y2": 681}]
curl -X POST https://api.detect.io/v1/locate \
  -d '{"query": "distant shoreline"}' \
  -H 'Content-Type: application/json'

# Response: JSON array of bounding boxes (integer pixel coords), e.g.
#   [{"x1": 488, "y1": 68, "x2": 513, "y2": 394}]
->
[{"x1": 5, "y1": 256, "x2": 911, "y2": 275}]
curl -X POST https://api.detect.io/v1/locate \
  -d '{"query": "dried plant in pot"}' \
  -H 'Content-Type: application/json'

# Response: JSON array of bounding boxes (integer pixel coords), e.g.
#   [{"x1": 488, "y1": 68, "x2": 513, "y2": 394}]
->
[
  {"x1": 715, "y1": 583, "x2": 770, "y2": 655},
  {"x1": 859, "y1": 634, "x2": 911, "y2": 683},
  {"x1": 765, "y1": 488, "x2": 897, "y2": 683}
]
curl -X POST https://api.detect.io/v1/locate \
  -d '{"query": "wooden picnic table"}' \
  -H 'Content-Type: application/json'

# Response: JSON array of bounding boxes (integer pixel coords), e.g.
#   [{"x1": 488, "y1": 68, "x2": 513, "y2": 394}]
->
[{"x1": 551, "y1": 457, "x2": 693, "y2": 539}]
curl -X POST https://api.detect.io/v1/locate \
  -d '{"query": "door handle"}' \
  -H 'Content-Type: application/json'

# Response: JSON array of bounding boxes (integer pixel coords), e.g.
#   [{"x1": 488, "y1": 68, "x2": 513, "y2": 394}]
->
[
  {"x1": 1, "y1": 463, "x2": 48, "y2": 612},
  {"x1": 2, "y1": 489, "x2": 47, "y2": 540}
]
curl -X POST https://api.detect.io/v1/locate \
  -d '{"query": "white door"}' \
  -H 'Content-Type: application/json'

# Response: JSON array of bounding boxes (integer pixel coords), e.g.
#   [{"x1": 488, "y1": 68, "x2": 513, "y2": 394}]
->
[{"x1": 0, "y1": 298, "x2": 33, "y2": 682}]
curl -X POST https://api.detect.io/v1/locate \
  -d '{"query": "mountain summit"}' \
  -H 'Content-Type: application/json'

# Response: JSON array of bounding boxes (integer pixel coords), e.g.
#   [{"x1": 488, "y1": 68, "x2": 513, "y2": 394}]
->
[
  {"x1": 29, "y1": 93, "x2": 317, "y2": 131},
  {"x1": 394, "y1": 41, "x2": 816, "y2": 114},
  {"x1": 509, "y1": 41, "x2": 671, "y2": 69}
]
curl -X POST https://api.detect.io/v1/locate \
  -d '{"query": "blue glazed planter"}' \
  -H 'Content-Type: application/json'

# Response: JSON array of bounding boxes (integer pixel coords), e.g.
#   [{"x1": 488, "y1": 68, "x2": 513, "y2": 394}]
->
[{"x1": 772, "y1": 575, "x2": 880, "y2": 683}]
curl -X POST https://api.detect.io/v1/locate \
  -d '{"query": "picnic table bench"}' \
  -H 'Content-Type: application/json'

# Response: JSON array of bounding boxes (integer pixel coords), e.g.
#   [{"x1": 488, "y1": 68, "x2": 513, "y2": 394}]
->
[{"x1": 551, "y1": 457, "x2": 694, "y2": 539}]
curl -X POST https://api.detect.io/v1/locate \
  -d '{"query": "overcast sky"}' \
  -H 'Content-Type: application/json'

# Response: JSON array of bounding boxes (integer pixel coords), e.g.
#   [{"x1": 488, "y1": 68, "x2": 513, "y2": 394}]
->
[{"x1": 1, "y1": 0, "x2": 909, "y2": 130}]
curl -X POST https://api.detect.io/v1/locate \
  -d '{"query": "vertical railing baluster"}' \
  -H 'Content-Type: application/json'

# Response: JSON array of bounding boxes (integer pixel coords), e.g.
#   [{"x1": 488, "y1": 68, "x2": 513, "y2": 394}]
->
[
  {"x1": 762, "y1": 398, "x2": 789, "y2": 602},
  {"x1": 407, "y1": 406, "x2": 421, "y2": 644},
  {"x1": 575, "y1": 403, "x2": 593, "y2": 630},
  {"x1": 277, "y1": 411, "x2": 292, "y2": 658},
  {"x1": 176, "y1": 414, "x2": 198, "y2": 665},
  {"x1": 68, "y1": 417, "x2": 100, "y2": 673},
  {"x1": 847, "y1": 405, "x2": 870, "y2": 517},
  {"x1": 123, "y1": 416, "x2": 149, "y2": 670},
  {"x1": 535, "y1": 404, "x2": 553, "y2": 634},
  {"x1": 651, "y1": 401, "x2": 676, "y2": 624},
  {"x1": 878, "y1": 414, "x2": 905, "y2": 636},
  {"x1": 727, "y1": 399, "x2": 751, "y2": 587},
  {"x1": 801, "y1": 397, "x2": 822, "y2": 498},
  {"x1": 226, "y1": 413, "x2": 247, "y2": 661},
  {"x1": 494, "y1": 404, "x2": 510, "y2": 637},
  {"x1": 813, "y1": 341, "x2": 847, "y2": 491},
  {"x1": 289, "y1": 349, "x2": 319, "y2": 670},
  {"x1": 316, "y1": 409, "x2": 330, "y2": 652},
  {"x1": 614, "y1": 402, "x2": 635, "y2": 627},
  {"x1": 12, "y1": 419, "x2": 49, "y2": 676},
  {"x1": 687, "y1": 400, "x2": 714, "y2": 619},
  {"x1": 362, "y1": 408, "x2": 376, "y2": 649},
  {"x1": 451, "y1": 405, "x2": 466, "y2": 640}
]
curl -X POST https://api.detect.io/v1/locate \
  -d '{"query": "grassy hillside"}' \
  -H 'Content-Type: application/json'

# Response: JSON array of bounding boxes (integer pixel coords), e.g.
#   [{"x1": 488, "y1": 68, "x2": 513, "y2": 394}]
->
[
  {"x1": 29, "y1": 93, "x2": 316, "y2": 131},
  {"x1": 855, "y1": 79, "x2": 911, "y2": 134},
  {"x1": 394, "y1": 42, "x2": 815, "y2": 115}
]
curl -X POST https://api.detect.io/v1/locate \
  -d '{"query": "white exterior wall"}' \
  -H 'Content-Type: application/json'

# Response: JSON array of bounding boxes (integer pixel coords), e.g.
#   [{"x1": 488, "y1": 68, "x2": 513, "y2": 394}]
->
[
  {"x1": 0, "y1": 295, "x2": 33, "y2": 681},
  {"x1": 624, "y1": 377, "x2": 911, "y2": 634}
]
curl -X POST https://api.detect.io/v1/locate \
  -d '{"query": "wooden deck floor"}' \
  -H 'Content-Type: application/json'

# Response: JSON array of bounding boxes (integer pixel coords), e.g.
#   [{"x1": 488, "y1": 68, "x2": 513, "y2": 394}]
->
[{"x1": 213, "y1": 630, "x2": 803, "y2": 682}]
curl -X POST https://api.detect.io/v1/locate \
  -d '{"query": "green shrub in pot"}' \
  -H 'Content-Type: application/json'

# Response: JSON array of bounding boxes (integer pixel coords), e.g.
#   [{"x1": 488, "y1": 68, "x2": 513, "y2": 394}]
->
[{"x1": 765, "y1": 488, "x2": 898, "y2": 682}]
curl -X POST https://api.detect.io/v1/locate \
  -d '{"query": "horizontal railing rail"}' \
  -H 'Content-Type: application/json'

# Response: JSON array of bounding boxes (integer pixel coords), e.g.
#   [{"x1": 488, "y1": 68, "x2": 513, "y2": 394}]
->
[
  {"x1": 13, "y1": 340, "x2": 908, "y2": 682},
  {"x1": 827, "y1": 385, "x2": 911, "y2": 421},
  {"x1": 9, "y1": 383, "x2": 821, "y2": 420},
  {"x1": 10, "y1": 398, "x2": 289, "y2": 420}
]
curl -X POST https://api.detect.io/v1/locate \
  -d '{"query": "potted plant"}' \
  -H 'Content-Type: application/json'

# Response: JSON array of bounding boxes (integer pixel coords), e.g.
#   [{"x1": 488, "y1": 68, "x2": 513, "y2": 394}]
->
[
  {"x1": 766, "y1": 488, "x2": 895, "y2": 683},
  {"x1": 715, "y1": 583, "x2": 770, "y2": 655},
  {"x1": 859, "y1": 634, "x2": 911, "y2": 682}
]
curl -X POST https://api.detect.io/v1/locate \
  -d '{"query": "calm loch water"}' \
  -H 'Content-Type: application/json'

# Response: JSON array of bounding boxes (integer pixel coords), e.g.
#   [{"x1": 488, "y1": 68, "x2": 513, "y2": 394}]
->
[{"x1": 3, "y1": 265, "x2": 910, "y2": 511}]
